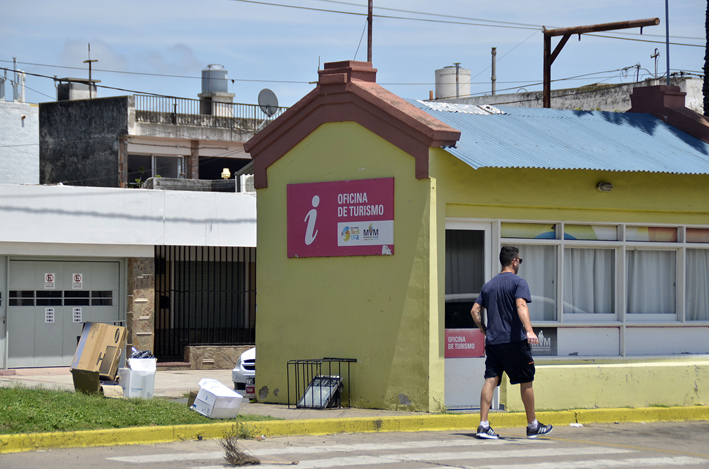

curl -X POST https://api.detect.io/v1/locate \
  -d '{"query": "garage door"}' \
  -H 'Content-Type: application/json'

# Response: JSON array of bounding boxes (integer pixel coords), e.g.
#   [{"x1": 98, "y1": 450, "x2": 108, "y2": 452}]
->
[{"x1": 7, "y1": 260, "x2": 121, "y2": 368}]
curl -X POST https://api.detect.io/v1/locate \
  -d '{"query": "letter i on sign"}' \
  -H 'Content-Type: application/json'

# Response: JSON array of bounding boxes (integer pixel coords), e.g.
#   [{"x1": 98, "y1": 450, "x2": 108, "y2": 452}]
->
[{"x1": 304, "y1": 195, "x2": 319, "y2": 245}]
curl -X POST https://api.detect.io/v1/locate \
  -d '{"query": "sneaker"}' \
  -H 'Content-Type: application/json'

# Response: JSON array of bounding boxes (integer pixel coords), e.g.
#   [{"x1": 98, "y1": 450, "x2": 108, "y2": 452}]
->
[
  {"x1": 526, "y1": 422, "x2": 553, "y2": 438},
  {"x1": 476, "y1": 425, "x2": 499, "y2": 439}
]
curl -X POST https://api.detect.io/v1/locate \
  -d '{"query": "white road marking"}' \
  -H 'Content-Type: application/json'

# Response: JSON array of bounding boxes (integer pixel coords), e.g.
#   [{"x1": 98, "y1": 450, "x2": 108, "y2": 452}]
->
[
  {"x1": 479, "y1": 456, "x2": 709, "y2": 469},
  {"x1": 197, "y1": 447, "x2": 635, "y2": 469},
  {"x1": 107, "y1": 437, "x2": 548, "y2": 463}
]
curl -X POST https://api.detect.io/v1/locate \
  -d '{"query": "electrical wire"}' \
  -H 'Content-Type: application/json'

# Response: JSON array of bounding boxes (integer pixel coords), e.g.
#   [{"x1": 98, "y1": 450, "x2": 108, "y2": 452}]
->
[{"x1": 229, "y1": 0, "x2": 540, "y2": 30}]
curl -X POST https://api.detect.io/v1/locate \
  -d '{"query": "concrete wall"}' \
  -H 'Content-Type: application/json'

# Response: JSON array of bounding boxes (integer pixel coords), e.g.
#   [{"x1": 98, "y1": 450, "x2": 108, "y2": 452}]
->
[
  {"x1": 255, "y1": 122, "x2": 443, "y2": 412},
  {"x1": 501, "y1": 359, "x2": 709, "y2": 411},
  {"x1": 40, "y1": 96, "x2": 131, "y2": 187},
  {"x1": 0, "y1": 184, "x2": 257, "y2": 254},
  {"x1": 439, "y1": 77, "x2": 704, "y2": 113},
  {"x1": 0, "y1": 101, "x2": 39, "y2": 185}
]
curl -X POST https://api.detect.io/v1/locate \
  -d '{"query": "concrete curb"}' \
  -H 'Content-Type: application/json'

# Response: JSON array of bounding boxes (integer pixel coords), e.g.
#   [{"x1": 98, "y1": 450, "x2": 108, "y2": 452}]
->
[{"x1": 1, "y1": 406, "x2": 707, "y2": 454}]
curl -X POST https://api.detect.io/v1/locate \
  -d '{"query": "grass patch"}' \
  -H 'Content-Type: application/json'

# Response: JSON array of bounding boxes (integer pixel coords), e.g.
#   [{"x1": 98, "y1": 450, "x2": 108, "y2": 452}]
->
[{"x1": 0, "y1": 386, "x2": 277, "y2": 435}]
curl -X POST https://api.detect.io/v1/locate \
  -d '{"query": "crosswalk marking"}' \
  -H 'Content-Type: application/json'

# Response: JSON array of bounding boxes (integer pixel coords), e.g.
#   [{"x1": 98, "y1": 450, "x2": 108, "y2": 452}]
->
[
  {"x1": 107, "y1": 437, "x2": 549, "y2": 463},
  {"x1": 197, "y1": 447, "x2": 634, "y2": 469},
  {"x1": 479, "y1": 456, "x2": 709, "y2": 469}
]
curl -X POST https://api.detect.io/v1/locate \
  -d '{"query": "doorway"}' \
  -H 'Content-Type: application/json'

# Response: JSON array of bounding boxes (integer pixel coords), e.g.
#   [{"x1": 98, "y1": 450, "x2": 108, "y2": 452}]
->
[{"x1": 444, "y1": 222, "x2": 496, "y2": 409}]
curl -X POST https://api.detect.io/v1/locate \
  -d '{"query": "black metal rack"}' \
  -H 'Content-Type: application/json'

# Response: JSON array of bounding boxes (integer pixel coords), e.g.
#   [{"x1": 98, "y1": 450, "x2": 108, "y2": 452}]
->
[{"x1": 287, "y1": 358, "x2": 356, "y2": 409}]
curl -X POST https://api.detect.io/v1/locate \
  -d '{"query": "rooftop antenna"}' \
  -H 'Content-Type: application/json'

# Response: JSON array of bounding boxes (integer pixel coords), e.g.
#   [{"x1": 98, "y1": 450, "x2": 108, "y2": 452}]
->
[
  {"x1": 83, "y1": 43, "x2": 98, "y2": 99},
  {"x1": 367, "y1": 0, "x2": 373, "y2": 62},
  {"x1": 651, "y1": 48, "x2": 660, "y2": 78}
]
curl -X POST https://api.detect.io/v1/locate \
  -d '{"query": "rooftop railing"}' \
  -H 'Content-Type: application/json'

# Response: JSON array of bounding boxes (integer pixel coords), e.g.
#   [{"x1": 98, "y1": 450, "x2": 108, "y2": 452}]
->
[{"x1": 134, "y1": 94, "x2": 287, "y2": 132}]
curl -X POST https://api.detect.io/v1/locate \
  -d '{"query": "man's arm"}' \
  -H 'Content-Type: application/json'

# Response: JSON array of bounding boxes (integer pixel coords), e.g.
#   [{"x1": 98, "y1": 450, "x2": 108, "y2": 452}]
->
[
  {"x1": 470, "y1": 303, "x2": 487, "y2": 335},
  {"x1": 516, "y1": 298, "x2": 539, "y2": 345}
]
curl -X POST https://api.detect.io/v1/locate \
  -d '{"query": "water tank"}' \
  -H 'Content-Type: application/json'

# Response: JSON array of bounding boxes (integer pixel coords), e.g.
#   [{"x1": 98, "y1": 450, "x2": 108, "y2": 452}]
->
[
  {"x1": 201, "y1": 64, "x2": 229, "y2": 94},
  {"x1": 435, "y1": 66, "x2": 471, "y2": 99}
]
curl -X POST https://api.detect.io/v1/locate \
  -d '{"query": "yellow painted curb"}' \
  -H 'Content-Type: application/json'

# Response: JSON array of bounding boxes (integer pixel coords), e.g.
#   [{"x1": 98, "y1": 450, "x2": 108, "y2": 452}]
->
[{"x1": 0, "y1": 406, "x2": 707, "y2": 454}]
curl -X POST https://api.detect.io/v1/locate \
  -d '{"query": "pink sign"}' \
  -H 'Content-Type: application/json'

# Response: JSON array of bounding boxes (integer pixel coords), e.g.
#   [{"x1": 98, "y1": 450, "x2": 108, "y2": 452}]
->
[
  {"x1": 445, "y1": 329, "x2": 485, "y2": 358},
  {"x1": 287, "y1": 178, "x2": 394, "y2": 258}
]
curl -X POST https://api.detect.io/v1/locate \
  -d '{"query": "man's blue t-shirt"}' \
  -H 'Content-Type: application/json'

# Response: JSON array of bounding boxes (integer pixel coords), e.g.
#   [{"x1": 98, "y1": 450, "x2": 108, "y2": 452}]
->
[{"x1": 475, "y1": 272, "x2": 532, "y2": 345}]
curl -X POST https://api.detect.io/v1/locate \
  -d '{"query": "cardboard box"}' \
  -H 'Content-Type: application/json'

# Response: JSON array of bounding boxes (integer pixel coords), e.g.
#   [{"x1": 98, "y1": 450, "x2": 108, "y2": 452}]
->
[
  {"x1": 118, "y1": 358, "x2": 157, "y2": 399},
  {"x1": 70, "y1": 369, "x2": 123, "y2": 397},
  {"x1": 71, "y1": 322, "x2": 127, "y2": 381},
  {"x1": 191, "y1": 378, "x2": 243, "y2": 419}
]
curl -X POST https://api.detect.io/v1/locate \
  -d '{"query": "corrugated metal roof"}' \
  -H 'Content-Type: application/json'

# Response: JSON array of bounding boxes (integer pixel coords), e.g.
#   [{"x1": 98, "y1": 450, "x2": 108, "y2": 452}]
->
[{"x1": 409, "y1": 100, "x2": 709, "y2": 174}]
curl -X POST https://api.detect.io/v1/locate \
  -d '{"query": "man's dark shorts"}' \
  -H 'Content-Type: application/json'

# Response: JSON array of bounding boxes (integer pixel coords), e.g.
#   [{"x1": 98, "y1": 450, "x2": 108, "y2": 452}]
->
[{"x1": 484, "y1": 339, "x2": 535, "y2": 385}]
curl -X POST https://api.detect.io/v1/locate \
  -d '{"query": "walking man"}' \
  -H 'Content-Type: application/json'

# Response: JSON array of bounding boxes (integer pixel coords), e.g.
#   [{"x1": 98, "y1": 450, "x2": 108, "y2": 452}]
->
[{"x1": 470, "y1": 246, "x2": 552, "y2": 439}]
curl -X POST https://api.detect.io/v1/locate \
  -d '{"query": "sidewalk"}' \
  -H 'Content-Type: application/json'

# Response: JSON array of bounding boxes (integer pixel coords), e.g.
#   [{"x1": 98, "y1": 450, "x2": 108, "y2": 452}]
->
[
  {"x1": 0, "y1": 366, "x2": 416, "y2": 420},
  {"x1": 1, "y1": 367, "x2": 708, "y2": 454}
]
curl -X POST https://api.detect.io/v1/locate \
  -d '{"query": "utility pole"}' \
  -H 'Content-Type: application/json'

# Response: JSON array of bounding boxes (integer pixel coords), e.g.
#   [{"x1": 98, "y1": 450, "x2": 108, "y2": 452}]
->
[
  {"x1": 454, "y1": 62, "x2": 460, "y2": 98},
  {"x1": 83, "y1": 43, "x2": 98, "y2": 99},
  {"x1": 491, "y1": 47, "x2": 497, "y2": 96},
  {"x1": 367, "y1": 0, "x2": 373, "y2": 63},
  {"x1": 542, "y1": 18, "x2": 660, "y2": 108},
  {"x1": 665, "y1": 0, "x2": 670, "y2": 85}
]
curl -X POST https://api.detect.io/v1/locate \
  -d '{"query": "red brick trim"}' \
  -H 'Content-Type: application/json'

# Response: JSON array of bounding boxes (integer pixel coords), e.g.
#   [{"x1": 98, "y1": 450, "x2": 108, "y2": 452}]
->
[{"x1": 244, "y1": 61, "x2": 460, "y2": 189}]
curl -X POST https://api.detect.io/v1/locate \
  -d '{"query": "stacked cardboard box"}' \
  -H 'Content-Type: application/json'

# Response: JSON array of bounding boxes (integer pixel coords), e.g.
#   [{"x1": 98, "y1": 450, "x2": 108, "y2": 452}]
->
[{"x1": 70, "y1": 322, "x2": 127, "y2": 395}]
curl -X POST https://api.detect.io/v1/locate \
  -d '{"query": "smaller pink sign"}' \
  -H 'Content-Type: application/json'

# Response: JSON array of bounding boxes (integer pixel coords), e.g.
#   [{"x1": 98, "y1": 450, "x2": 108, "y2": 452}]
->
[{"x1": 445, "y1": 328, "x2": 485, "y2": 358}]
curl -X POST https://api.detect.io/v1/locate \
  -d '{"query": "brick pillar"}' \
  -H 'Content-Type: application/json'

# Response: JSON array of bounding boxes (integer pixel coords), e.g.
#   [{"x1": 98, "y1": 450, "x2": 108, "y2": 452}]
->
[
  {"x1": 127, "y1": 257, "x2": 155, "y2": 354},
  {"x1": 187, "y1": 139, "x2": 200, "y2": 179}
]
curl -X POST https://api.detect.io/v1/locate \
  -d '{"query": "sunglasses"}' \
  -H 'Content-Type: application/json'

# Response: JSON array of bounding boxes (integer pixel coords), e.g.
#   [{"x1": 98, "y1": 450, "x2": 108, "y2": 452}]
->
[{"x1": 514, "y1": 258, "x2": 523, "y2": 264}]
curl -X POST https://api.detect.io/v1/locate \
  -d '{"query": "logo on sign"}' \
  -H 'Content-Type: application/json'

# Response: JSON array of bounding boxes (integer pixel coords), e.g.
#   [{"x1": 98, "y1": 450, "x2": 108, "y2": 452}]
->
[
  {"x1": 363, "y1": 223, "x2": 379, "y2": 240},
  {"x1": 304, "y1": 195, "x2": 320, "y2": 246}
]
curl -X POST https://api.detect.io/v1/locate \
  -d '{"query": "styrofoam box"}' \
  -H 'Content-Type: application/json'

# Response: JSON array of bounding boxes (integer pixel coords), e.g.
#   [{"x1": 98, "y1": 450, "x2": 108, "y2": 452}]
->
[
  {"x1": 118, "y1": 358, "x2": 157, "y2": 399},
  {"x1": 192, "y1": 378, "x2": 243, "y2": 419}
]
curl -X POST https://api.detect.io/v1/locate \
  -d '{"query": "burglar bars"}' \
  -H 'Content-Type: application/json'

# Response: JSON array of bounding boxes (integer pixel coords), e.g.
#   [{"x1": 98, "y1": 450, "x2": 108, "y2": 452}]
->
[{"x1": 154, "y1": 246, "x2": 256, "y2": 361}]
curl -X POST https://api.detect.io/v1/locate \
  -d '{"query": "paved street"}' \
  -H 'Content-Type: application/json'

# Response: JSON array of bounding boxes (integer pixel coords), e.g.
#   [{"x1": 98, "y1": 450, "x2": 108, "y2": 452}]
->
[{"x1": 2, "y1": 421, "x2": 708, "y2": 468}]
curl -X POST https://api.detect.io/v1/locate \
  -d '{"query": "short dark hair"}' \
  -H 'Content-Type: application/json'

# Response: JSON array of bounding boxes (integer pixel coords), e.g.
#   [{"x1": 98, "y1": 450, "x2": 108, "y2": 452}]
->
[{"x1": 500, "y1": 246, "x2": 519, "y2": 267}]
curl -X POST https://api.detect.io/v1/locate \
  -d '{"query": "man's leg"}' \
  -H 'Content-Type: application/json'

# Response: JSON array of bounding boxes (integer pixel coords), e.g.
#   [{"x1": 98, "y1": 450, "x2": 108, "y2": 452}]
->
[
  {"x1": 519, "y1": 381, "x2": 536, "y2": 424},
  {"x1": 480, "y1": 376, "x2": 500, "y2": 422}
]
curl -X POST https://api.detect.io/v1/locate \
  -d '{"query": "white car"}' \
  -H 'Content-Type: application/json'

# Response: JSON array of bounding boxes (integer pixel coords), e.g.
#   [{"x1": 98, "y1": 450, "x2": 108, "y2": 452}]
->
[{"x1": 232, "y1": 347, "x2": 255, "y2": 398}]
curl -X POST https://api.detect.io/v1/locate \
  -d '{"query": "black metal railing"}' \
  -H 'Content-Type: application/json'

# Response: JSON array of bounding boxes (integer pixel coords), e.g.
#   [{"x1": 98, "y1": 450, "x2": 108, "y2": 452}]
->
[
  {"x1": 287, "y1": 358, "x2": 356, "y2": 409},
  {"x1": 134, "y1": 94, "x2": 287, "y2": 131},
  {"x1": 154, "y1": 245, "x2": 256, "y2": 361}
]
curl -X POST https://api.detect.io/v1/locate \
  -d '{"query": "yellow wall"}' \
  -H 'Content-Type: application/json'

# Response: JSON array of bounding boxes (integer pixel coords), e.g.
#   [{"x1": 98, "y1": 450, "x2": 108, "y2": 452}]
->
[
  {"x1": 429, "y1": 147, "x2": 709, "y2": 224},
  {"x1": 429, "y1": 148, "x2": 709, "y2": 411},
  {"x1": 502, "y1": 359, "x2": 709, "y2": 411},
  {"x1": 255, "y1": 122, "x2": 444, "y2": 411}
]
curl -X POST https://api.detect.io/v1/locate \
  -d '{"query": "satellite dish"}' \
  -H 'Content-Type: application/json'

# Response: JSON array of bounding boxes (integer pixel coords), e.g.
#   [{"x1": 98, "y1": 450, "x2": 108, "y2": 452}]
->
[{"x1": 258, "y1": 88, "x2": 279, "y2": 117}]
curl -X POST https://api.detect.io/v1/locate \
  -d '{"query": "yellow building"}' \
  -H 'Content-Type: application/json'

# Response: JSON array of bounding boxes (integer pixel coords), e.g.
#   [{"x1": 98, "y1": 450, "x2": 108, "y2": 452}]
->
[{"x1": 245, "y1": 61, "x2": 709, "y2": 412}]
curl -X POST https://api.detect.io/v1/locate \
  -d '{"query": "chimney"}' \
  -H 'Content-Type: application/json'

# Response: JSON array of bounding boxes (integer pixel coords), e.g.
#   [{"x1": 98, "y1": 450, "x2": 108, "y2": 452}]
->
[
  {"x1": 317, "y1": 61, "x2": 377, "y2": 88},
  {"x1": 628, "y1": 85, "x2": 709, "y2": 144},
  {"x1": 628, "y1": 85, "x2": 685, "y2": 114}
]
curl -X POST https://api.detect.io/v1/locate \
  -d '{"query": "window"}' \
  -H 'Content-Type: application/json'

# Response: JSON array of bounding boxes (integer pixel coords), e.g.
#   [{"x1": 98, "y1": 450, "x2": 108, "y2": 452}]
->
[
  {"x1": 128, "y1": 154, "x2": 183, "y2": 186},
  {"x1": 445, "y1": 229, "x2": 485, "y2": 329},
  {"x1": 686, "y1": 249, "x2": 709, "y2": 320},
  {"x1": 514, "y1": 245, "x2": 557, "y2": 321},
  {"x1": 501, "y1": 223, "x2": 556, "y2": 239},
  {"x1": 626, "y1": 250, "x2": 676, "y2": 314},
  {"x1": 626, "y1": 226, "x2": 677, "y2": 242},
  {"x1": 563, "y1": 248, "x2": 615, "y2": 314}
]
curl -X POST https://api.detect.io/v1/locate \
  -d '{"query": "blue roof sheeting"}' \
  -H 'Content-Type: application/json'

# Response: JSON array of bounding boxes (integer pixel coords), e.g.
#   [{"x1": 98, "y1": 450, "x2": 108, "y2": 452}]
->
[{"x1": 409, "y1": 100, "x2": 709, "y2": 174}]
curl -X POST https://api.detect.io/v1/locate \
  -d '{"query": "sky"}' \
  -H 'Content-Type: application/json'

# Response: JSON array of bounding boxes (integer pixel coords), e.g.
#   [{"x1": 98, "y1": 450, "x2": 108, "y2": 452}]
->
[{"x1": 1, "y1": 0, "x2": 706, "y2": 108}]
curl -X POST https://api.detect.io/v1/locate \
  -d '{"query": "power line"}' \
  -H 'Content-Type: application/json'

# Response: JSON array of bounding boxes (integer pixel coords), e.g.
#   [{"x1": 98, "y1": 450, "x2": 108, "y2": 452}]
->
[
  {"x1": 229, "y1": 0, "x2": 539, "y2": 30},
  {"x1": 0, "y1": 59, "x2": 311, "y2": 84},
  {"x1": 313, "y1": 0, "x2": 705, "y2": 41}
]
